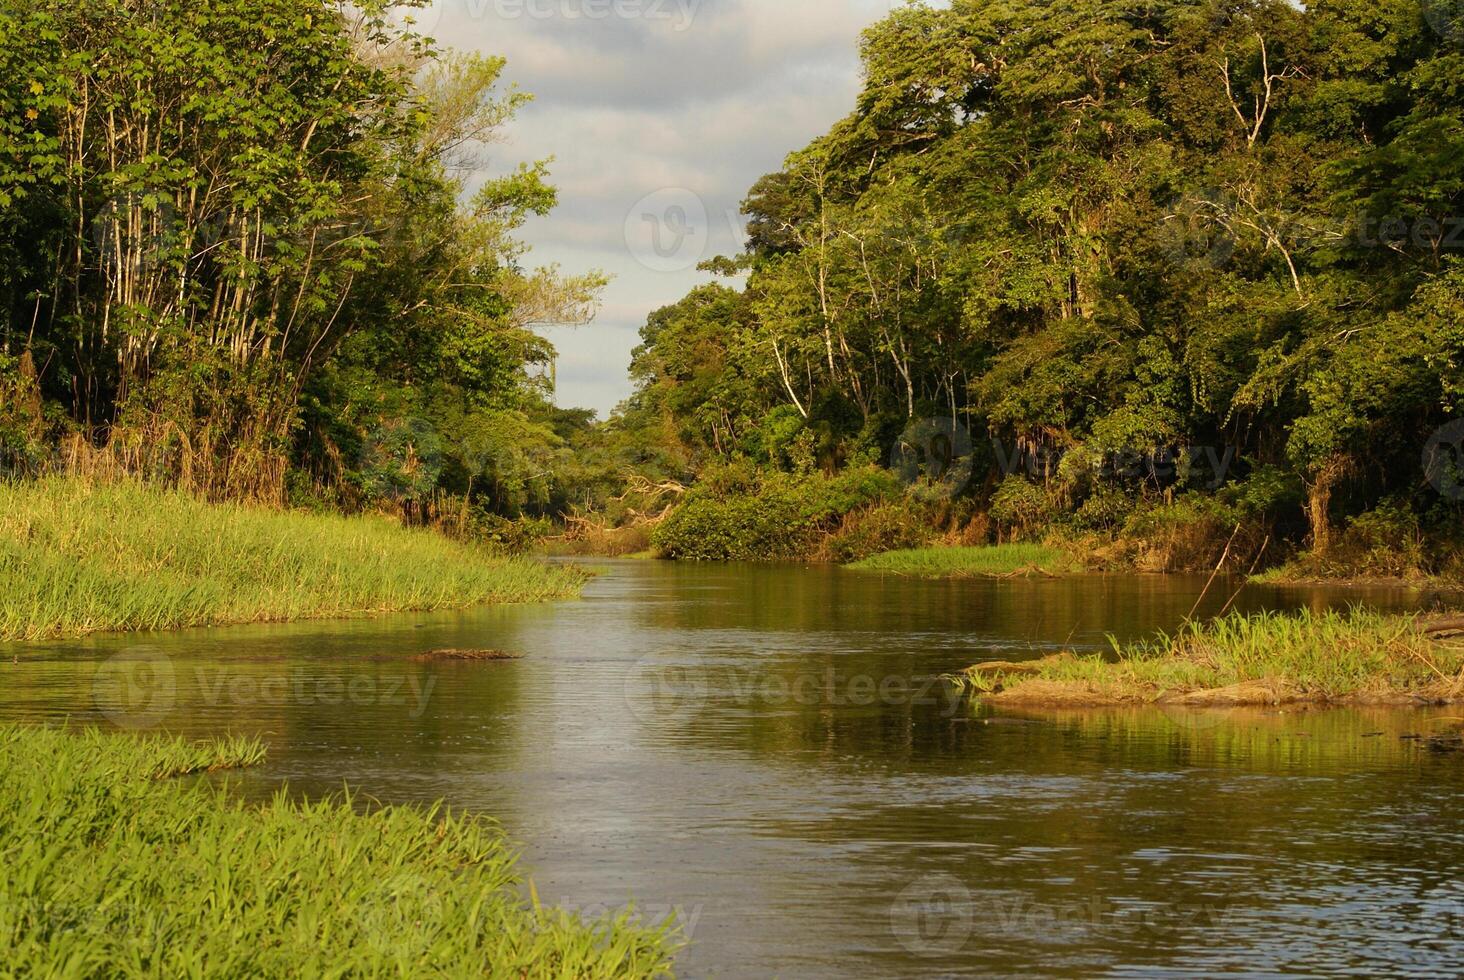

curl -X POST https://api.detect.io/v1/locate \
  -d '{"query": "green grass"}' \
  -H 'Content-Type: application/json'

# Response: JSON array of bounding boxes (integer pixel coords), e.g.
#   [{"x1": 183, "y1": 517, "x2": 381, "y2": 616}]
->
[
  {"x1": 1247, "y1": 561, "x2": 1447, "y2": 587},
  {"x1": 0, "y1": 726, "x2": 677, "y2": 977},
  {"x1": 848, "y1": 543, "x2": 1082, "y2": 577},
  {"x1": 0, "y1": 478, "x2": 588, "y2": 641},
  {"x1": 1246, "y1": 564, "x2": 1304, "y2": 585},
  {"x1": 959, "y1": 608, "x2": 1464, "y2": 705}
]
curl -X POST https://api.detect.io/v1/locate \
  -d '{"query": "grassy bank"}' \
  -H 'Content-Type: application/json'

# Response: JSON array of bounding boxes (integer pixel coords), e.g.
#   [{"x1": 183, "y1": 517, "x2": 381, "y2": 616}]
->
[
  {"x1": 0, "y1": 726, "x2": 675, "y2": 976},
  {"x1": 0, "y1": 478, "x2": 587, "y2": 641},
  {"x1": 1248, "y1": 562, "x2": 1462, "y2": 590},
  {"x1": 956, "y1": 609, "x2": 1464, "y2": 707},
  {"x1": 848, "y1": 543, "x2": 1082, "y2": 577}
]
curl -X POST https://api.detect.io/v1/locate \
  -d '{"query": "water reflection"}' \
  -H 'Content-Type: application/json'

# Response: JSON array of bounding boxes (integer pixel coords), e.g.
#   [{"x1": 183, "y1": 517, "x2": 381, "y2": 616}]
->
[{"x1": 1, "y1": 562, "x2": 1459, "y2": 976}]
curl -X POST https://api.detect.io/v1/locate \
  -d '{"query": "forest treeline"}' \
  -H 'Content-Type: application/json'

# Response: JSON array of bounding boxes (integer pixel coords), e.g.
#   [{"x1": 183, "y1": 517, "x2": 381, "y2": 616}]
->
[
  {"x1": 610, "y1": 0, "x2": 1464, "y2": 575},
  {"x1": 0, "y1": 0, "x2": 610, "y2": 538},
  {"x1": 5, "y1": 0, "x2": 1464, "y2": 575}
]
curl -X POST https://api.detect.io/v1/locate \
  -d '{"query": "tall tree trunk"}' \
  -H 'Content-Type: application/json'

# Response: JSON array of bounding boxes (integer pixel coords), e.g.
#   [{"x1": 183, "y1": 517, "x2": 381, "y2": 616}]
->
[
  {"x1": 1306, "y1": 480, "x2": 1332, "y2": 556},
  {"x1": 1305, "y1": 455, "x2": 1350, "y2": 556}
]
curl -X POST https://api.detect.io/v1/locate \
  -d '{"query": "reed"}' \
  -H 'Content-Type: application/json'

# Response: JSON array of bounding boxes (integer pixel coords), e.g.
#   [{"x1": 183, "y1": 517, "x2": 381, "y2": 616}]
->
[
  {"x1": 848, "y1": 543, "x2": 1081, "y2": 577},
  {"x1": 0, "y1": 478, "x2": 588, "y2": 641},
  {"x1": 0, "y1": 725, "x2": 677, "y2": 977},
  {"x1": 958, "y1": 608, "x2": 1464, "y2": 706}
]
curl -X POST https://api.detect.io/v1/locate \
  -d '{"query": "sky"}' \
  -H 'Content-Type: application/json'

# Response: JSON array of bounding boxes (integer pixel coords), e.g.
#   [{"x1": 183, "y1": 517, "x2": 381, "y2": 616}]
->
[{"x1": 413, "y1": 0, "x2": 907, "y2": 417}]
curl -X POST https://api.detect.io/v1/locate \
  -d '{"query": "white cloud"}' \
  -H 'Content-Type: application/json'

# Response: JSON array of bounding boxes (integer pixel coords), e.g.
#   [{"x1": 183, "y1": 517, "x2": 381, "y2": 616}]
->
[{"x1": 438, "y1": 0, "x2": 901, "y2": 416}]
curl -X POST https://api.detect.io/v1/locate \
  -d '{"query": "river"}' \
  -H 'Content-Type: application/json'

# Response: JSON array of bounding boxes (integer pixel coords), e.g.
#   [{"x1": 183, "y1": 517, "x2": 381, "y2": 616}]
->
[{"x1": 4, "y1": 561, "x2": 1462, "y2": 976}]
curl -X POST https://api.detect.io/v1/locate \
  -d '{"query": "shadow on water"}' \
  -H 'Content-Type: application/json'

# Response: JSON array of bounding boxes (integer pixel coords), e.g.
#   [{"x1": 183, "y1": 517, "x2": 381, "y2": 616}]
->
[{"x1": 2, "y1": 562, "x2": 1461, "y2": 976}]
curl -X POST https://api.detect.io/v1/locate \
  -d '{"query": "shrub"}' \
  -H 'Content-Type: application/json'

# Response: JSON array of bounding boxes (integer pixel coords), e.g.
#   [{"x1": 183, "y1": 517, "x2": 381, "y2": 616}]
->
[
  {"x1": 746, "y1": 405, "x2": 806, "y2": 466},
  {"x1": 941, "y1": 511, "x2": 992, "y2": 547},
  {"x1": 652, "y1": 465, "x2": 902, "y2": 560},
  {"x1": 1425, "y1": 499, "x2": 1464, "y2": 578},
  {"x1": 1120, "y1": 495, "x2": 1261, "y2": 572},
  {"x1": 817, "y1": 500, "x2": 934, "y2": 563},
  {"x1": 802, "y1": 467, "x2": 904, "y2": 520},
  {"x1": 0, "y1": 352, "x2": 49, "y2": 476},
  {"x1": 653, "y1": 494, "x2": 808, "y2": 560},
  {"x1": 1335, "y1": 500, "x2": 1427, "y2": 576},
  {"x1": 1070, "y1": 485, "x2": 1135, "y2": 532},
  {"x1": 1219, "y1": 464, "x2": 1305, "y2": 518},
  {"x1": 462, "y1": 511, "x2": 557, "y2": 554},
  {"x1": 1263, "y1": 498, "x2": 1433, "y2": 580},
  {"x1": 989, "y1": 475, "x2": 1056, "y2": 539}
]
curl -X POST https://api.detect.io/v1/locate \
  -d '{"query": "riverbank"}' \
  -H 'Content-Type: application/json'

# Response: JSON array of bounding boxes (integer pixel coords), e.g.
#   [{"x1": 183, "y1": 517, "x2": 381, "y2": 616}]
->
[
  {"x1": 1249, "y1": 562, "x2": 1464, "y2": 592},
  {"x1": 956, "y1": 609, "x2": 1464, "y2": 707},
  {"x1": 0, "y1": 726, "x2": 675, "y2": 976},
  {"x1": 848, "y1": 543, "x2": 1081, "y2": 577},
  {"x1": 0, "y1": 479, "x2": 588, "y2": 642}
]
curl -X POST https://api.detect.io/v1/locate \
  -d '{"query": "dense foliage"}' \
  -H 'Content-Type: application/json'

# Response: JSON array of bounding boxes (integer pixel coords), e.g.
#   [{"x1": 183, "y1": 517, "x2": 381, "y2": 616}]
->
[
  {"x1": 0, "y1": 0, "x2": 601, "y2": 522},
  {"x1": 651, "y1": 462, "x2": 906, "y2": 560},
  {"x1": 620, "y1": 0, "x2": 1464, "y2": 572}
]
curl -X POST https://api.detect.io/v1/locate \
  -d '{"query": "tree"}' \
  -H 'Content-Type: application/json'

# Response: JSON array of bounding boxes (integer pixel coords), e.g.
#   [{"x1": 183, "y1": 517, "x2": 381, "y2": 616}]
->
[{"x1": 0, "y1": 0, "x2": 605, "y2": 518}]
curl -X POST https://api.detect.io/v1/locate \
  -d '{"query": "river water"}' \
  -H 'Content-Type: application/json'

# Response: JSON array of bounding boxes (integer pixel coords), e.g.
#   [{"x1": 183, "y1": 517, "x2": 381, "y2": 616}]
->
[{"x1": 4, "y1": 561, "x2": 1463, "y2": 976}]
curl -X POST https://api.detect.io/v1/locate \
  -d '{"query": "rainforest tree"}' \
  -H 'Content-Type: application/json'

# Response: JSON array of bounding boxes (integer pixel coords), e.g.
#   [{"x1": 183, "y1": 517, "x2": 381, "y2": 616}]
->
[
  {"x1": 622, "y1": 0, "x2": 1464, "y2": 567},
  {"x1": 0, "y1": 0, "x2": 600, "y2": 517}
]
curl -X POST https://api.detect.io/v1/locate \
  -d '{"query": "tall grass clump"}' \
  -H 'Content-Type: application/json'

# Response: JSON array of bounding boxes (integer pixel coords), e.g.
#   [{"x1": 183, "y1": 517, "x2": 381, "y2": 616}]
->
[
  {"x1": 0, "y1": 478, "x2": 587, "y2": 641},
  {"x1": 959, "y1": 609, "x2": 1464, "y2": 705},
  {"x1": 0, "y1": 726, "x2": 677, "y2": 977},
  {"x1": 849, "y1": 543, "x2": 1081, "y2": 577}
]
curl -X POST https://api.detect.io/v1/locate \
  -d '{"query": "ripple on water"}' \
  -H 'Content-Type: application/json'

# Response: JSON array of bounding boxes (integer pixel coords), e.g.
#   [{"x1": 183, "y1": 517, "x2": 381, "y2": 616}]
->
[{"x1": 2, "y1": 561, "x2": 1462, "y2": 976}]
